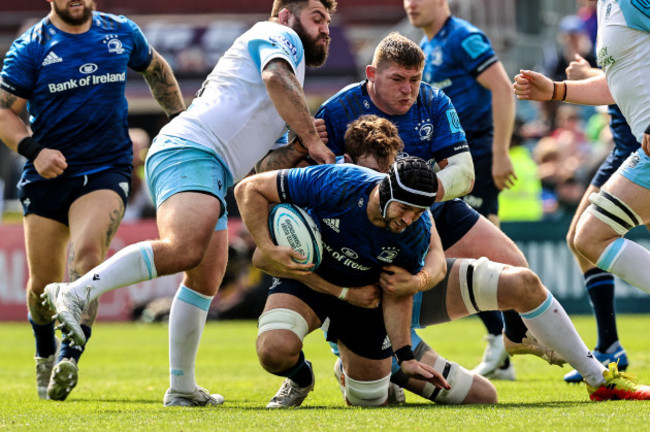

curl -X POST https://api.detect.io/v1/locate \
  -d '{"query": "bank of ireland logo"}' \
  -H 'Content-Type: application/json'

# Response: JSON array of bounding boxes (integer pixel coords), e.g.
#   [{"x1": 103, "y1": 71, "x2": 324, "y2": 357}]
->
[
  {"x1": 79, "y1": 63, "x2": 98, "y2": 74},
  {"x1": 415, "y1": 119, "x2": 433, "y2": 141},
  {"x1": 104, "y1": 35, "x2": 124, "y2": 54},
  {"x1": 341, "y1": 247, "x2": 358, "y2": 260}
]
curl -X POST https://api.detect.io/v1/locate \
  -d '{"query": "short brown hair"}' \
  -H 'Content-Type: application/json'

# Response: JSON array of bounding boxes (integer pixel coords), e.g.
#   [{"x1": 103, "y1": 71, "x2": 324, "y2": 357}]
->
[
  {"x1": 344, "y1": 115, "x2": 404, "y2": 173},
  {"x1": 372, "y1": 32, "x2": 425, "y2": 72},
  {"x1": 271, "y1": 0, "x2": 337, "y2": 18}
]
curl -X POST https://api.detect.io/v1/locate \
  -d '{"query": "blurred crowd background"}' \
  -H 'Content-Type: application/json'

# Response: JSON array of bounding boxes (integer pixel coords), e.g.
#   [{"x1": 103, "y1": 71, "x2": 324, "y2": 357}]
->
[{"x1": 3, "y1": 0, "x2": 644, "y2": 319}]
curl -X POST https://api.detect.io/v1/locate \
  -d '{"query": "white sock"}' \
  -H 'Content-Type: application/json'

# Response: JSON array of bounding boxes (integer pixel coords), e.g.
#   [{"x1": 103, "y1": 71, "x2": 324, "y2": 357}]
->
[
  {"x1": 520, "y1": 293, "x2": 606, "y2": 387},
  {"x1": 69, "y1": 241, "x2": 157, "y2": 301},
  {"x1": 169, "y1": 284, "x2": 213, "y2": 393},
  {"x1": 597, "y1": 238, "x2": 650, "y2": 294}
]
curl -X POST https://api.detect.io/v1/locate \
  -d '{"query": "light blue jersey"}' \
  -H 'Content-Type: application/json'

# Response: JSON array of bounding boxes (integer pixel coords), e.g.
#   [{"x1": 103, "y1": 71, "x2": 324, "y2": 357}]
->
[
  {"x1": 1, "y1": 12, "x2": 152, "y2": 183},
  {"x1": 278, "y1": 164, "x2": 432, "y2": 287},
  {"x1": 420, "y1": 16, "x2": 498, "y2": 159},
  {"x1": 617, "y1": 0, "x2": 650, "y2": 32}
]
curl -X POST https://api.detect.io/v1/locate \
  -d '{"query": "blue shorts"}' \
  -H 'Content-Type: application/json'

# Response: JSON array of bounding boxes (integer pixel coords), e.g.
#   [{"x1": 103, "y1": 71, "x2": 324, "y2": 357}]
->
[
  {"x1": 461, "y1": 154, "x2": 499, "y2": 217},
  {"x1": 591, "y1": 146, "x2": 638, "y2": 188},
  {"x1": 431, "y1": 199, "x2": 480, "y2": 250},
  {"x1": 269, "y1": 277, "x2": 391, "y2": 360},
  {"x1": 145, "y1": 135, "x2": 233, "y2": 231},
  {"x1": 618, "y1": 149, "x2": 650, "y2": 190},
  {"x1": 17, "y1": 166, "x2": 131, "y2": 226}
]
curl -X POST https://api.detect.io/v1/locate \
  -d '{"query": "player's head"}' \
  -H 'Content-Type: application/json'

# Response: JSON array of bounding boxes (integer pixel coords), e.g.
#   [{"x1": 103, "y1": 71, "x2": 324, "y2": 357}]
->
[
  {"x1": 271, "y1": 0, "x2": 337, "y2": 67},
  {"x1": 403, "y1": 0, "x2": 450, "y2": 30},
  {"x1": 343, "y1": 115, "x2": 404, "y2": 173},
  {"x1": 366, "y1": 32, "x2": 424, "y2": 116},
  {"x1": 48, "y1": 0, "x2": 96, "y2": 27},
  {"x1": 378, "y1": 156, "x2": 437, "y2": 232}
]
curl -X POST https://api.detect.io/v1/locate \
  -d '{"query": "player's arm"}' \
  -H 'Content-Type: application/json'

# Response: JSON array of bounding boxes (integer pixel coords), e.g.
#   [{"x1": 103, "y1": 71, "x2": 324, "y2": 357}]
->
[
  {"x1": 139, "y1": 48, "x2": 185, "y2": 119},
  {"x1": 0, "y1": 88, "x2": 67, "y2": 178},
  {"x1": 256, "y1": 137, "x2": 312, "y2": 173},
  {"x1": 380, "y1": 224, "x2": 446, "y2": 296},
  {"x1": 477, "y1": 61, "x2": 516, "y2": 190},
  {"x1": 565, "y1": 54, "x2": 604, "y2": 81},
  {"x1": 262, "y1": 58, "x2": 334, "y2": 164},
  {"x1": 513, "y1": 69, "x2": 615, "y2": 105},
  {"x1": 434, "y1": 150, "x2": 474, "y2": 202}
]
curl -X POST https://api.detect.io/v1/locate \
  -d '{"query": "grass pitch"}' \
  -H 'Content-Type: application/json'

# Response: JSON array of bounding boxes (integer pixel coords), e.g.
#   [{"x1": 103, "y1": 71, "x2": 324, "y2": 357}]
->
[{"x1": 2, "y1": 315, "x2": 650, "y2": 431}]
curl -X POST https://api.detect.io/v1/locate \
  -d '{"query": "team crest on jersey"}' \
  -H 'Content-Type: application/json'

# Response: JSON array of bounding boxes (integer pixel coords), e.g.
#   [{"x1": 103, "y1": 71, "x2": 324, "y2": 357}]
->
[
  {"x1": 415, "y1": 119, "x2": 434, "y2": 141},
  {"x1": 429, "y1": 46, "x2": 443, "y2": 66},
  {"x1": 377, "y1": 246, "x2": 399, "y2": 263},
  {"x1": 269, "y1": 35, "x2": 298, "y2": 63},
  {"x1": 42, "y1": 51, "x2": 63, "y2": 66},
  {"x1": 104, "y1": 35, "x2": 124, "y2": 54}
]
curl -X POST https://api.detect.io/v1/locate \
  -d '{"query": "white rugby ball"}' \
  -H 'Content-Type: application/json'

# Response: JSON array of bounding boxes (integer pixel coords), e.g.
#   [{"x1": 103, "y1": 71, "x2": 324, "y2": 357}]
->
[{"x1": 269, "y1": 203, "x2": 323, "y2": 270}]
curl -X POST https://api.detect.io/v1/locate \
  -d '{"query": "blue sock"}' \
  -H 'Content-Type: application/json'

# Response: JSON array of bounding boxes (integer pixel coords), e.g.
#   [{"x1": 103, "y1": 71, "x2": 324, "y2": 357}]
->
[
  {"x1": 584, "y1": 268, "x2": 618, "y2": 352},
  {"x1": 29, "y1": 314, "x2": 57, "y2": 358},
  {"x1": 478, "y1": 310, "x2": 504, "y2": 335},
  {"x1": 58, "y1": 325, "x2": 92, "y2": 364}
]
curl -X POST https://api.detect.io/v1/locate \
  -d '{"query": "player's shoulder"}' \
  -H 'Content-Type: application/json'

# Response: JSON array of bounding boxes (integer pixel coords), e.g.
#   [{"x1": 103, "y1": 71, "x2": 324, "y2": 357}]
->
[
  {"x1": 320, "y1": 81, "x2": 365, "y2": 110},
  {"x1": 91, "y1": 11, "x2": 138, "y2": 33},
  {"x1": 247, "y1": 21, "x2": 304, "y2": 62},
  {"x1": 448, "y1": 16, "x2": 487, "y2": 38},
  {"x1": 417, "y1": 81, "x2": 449, "y2": 107},
  {"x1": 12, "y1": 18, "x2": 52, "y2": 48}
]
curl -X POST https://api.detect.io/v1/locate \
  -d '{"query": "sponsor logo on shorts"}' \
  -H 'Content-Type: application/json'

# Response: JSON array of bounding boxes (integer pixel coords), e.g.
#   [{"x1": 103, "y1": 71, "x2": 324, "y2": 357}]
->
[
  {"x1": 463, "y1": 194, "x2": 483, "y2": 209},
  {"x1": 626, "y1": 153, "x2": 641, "y2": 169},
  {"x1": 119, "y1": 182, "x2": 130, "y2": 197},
  {"x1": 382, "y1": 335, "x2": 391, "y2": 350}
]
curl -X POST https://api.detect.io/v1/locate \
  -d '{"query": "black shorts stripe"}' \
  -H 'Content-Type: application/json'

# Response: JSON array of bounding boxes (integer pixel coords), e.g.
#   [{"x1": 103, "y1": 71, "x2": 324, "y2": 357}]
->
[{"x1": 600, "y1": 190, "x2": 641, "y2": 226}]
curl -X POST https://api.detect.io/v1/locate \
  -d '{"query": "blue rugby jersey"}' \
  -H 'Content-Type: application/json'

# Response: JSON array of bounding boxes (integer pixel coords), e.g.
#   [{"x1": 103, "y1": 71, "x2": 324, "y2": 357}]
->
[
  {"x1": 0, "y1": 12, "x2": 152, "y2": 183},
  {"x1": 315, "y1": 80, "x2": 468, "y2": 166},
  {"x1": 277, "y1": 163, "x2": 432, "y2": 287},
  {"x1": 420, "y1": 16, "x2": 498, "y2": 159}
]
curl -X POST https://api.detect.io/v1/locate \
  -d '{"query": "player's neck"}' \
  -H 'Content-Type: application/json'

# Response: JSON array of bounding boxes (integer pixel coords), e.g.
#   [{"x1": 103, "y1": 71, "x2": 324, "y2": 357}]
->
[
  {"x1": 48, "y1": 12, "x2": 92, "y2": 34},
  {"x1": 422, "y1": 11, "x2": 450, "y2": 40}
]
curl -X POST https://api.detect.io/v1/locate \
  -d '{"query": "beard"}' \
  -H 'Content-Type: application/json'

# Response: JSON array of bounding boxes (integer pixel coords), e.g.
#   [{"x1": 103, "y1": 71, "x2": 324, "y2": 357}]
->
[
  {"x1": 53, "y1": 1, "x2": 95, "y2": 27},
  {"x1": 292, "y1": 19, "x2": 329, "y2": 67}
]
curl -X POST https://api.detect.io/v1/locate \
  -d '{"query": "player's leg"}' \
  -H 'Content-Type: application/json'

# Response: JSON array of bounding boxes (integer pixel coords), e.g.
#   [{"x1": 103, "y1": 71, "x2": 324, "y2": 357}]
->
[
  {"x1": 446, "y1": 258, "x2": 650, "y2": 399},
  {"x1": 258, "y1": 279, "x2": 325, "y2": 408},
  {"x1": 46, "y1": 175, "x2": 128, "y2": 401},
  {"x1": 164, "y1": 227, "x2": 228, "y2": 407},
  {"x1": 389, "y1": 331, "x2": 497, "y2": 404},
  {"x1": 564, "y1": 181, "x2": 628, "y2": 383},
  {"x1": 575, "y1": 166, "x2": 650, "y2": 295},
  {"x1": 42, "y1": 144, "x2": 227, "y2": 346},
  {"x1": 24, "y1": 213, "x2": 69, "y2": 399},
  {"x1": 443, "y1": 204, "x2": 526, "y2": 378},
  {"x1": 336, "y1": 342, "x2": 392, "y2": 407}
]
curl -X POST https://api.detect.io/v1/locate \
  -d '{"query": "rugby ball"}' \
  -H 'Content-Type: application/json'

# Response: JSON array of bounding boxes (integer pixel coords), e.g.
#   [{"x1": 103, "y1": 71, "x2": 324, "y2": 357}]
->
[{"x1": 269, "y1": 203, "x2": 323, "y2": 270}]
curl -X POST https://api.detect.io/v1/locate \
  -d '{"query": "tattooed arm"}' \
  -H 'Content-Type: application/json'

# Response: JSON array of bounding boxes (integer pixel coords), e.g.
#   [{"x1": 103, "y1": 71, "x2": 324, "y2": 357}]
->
[
  {"x1": 262, "y1": 58, "x2": 334, "y2": 165},
  {"x1": 140, "y1": 48, "x2": 186, "y2": 117},
  {"x1": 255, "y1": 138, "x2": 310, "y2": 172}
]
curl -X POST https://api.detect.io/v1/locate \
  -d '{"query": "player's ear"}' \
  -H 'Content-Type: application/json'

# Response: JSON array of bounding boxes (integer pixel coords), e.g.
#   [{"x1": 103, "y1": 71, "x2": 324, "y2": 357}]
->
[
  {"x1": 278, "y1": 8, "x2": 292, "y2": 25},
  {"x1": 366, "y1": 65, "x2": 376, "y2": 81},
  {"x1": 343, "y1": 153, "x2": 353, "y2": 164}
]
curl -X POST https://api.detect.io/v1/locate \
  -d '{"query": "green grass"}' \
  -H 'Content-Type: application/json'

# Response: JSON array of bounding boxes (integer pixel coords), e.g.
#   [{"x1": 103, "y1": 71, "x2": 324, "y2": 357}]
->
[{"x1": 2, "y1": 315, "x2": 650, "y2": 431}]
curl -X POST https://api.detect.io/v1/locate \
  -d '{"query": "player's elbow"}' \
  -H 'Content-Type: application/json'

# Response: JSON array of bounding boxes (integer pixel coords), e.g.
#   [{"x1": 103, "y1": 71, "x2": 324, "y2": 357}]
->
[{"x1": 436, "y1": 152, "x2": 475, "y2": 200}]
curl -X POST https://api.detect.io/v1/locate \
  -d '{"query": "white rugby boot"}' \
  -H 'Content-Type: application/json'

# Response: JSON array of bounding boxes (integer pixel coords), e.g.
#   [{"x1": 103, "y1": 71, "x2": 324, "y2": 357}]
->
[
  {"x1": 163, "y1": 386, "x2": 225, "y2": 407},
  {"x1": 472, "y1": 334, "x2": 510, "y2": 377},
  {"x1": 47, "y1": 358, "x2": 78, "y2": 401},
  {"x1": 266, "y1": 361, "x2": 315, "y2": 408},
  {"x1": 41, "y1": 283, "x2": 90, "y2": 347},
  {"x1": 35, "y1": 337, "x2": 60, "y2": 399}
]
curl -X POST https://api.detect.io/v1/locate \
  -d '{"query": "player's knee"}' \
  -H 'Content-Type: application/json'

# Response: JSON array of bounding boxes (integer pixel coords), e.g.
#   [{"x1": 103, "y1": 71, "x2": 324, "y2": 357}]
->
[
  {"x1": 499, "y1": 268, "x2": 546, "y2": 311},
  {"x1": 256, "y1": 308, "x2": 308, "y2": 371},
  {"x1": 463, "y1": 374, "x2": 497, "y2": 404},
  {"x1": 458, "y1": 257, "x2": 503, "y2": 313},
  {"x1": 345, "y1": 373, "x2": 391, "y2": 407}
]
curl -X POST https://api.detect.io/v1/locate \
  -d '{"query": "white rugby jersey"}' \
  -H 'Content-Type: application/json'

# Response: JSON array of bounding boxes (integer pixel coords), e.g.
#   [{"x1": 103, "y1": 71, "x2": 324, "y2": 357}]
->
[
  {"x1": 156, "y1": 21, "x2": 305, "y2": 181},
  {"x1": 597, "y1": 0, "x2": 650, "y2": 142}
]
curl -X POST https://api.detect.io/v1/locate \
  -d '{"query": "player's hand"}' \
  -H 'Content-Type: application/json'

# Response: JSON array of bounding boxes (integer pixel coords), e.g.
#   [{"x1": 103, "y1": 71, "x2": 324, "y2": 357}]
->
[
  {"x1": 400, "y1": 359, "x2": 451, "y2": 390},
  {"x1": 492, "y1": 152, "x2": 517, "y2": 190},
  {"x1": 565, "y1": 54, "x2": 592, "y2": 81},
  {"x1": 33, "y1": 148, "x2": 67, "y2": 179},
  {"x1": 254, "y1": 246, "x2": 314, "y2": 278},
  {"x1": 379, "y1": 265, "x2": 420, "y2": 296},
  {"x1": 643, "y1": 133, "x2": 650, "y2": 157},
  {"x1": 513, "y1": 70, "x2": 554, "y2": 102},
  {"x1": 314, "y1": 118, "x2": 328, "y2": 143},
  {"x1": 304, "y1": 138, "x2": 335, "y2": 164},
  {"x1": 345, "y1": 284, "x2": 381, "y2": 308}
]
